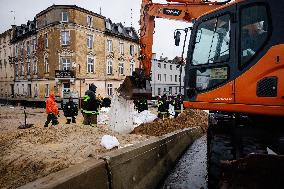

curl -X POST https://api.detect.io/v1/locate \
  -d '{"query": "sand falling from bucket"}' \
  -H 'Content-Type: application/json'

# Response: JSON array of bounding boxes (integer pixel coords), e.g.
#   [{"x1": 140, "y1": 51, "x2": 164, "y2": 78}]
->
[{"x1": 108, "y1": 94, "x2": 135, "y2": 134}]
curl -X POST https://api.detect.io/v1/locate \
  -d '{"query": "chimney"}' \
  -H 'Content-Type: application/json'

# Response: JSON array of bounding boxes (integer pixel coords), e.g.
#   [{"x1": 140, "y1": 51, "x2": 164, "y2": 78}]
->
[{"x1": 152, "y1": 53, "x2": 156, "y2": 60}]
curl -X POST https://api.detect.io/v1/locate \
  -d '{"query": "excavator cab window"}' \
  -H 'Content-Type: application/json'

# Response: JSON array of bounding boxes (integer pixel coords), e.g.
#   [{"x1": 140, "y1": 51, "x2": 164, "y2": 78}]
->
[
  {"x1": 192, "y1": 14, "x2": 230, "y2": 65},
  {"x1": 191, "y1": 14, "x2": 231, "y2": 91},
  {"x1": 240, "y1": 4, "x2": 269, "y2": 68}
]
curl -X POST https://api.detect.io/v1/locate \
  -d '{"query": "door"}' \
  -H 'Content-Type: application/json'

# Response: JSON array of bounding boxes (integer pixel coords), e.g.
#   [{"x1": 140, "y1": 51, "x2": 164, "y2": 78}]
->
[
  {"x1": 10, "y1": 84, "x2": 14, "y2": 97},
  {"x1": 28, "y1": 84, "x2": 32, "y2": 97},
  {"x1": 186, "y1": 5, "x2": 237, "y2": 104}
]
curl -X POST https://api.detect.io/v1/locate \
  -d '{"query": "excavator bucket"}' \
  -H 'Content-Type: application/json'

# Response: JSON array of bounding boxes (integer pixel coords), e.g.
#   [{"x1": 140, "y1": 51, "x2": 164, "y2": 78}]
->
[{"x1": 117, "y1": 69, "x2": 152, "y2": 100}]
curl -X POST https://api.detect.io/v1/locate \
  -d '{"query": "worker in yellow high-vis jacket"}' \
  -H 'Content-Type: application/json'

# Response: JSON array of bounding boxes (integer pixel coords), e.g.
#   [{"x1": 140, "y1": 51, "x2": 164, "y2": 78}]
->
[{"x1": 81, "y1": 84, "x2": 100, "y2": 126}]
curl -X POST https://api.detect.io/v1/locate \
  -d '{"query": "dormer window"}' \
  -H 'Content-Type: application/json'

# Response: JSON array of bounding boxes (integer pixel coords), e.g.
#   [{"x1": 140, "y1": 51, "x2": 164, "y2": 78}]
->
[
  {"x1": 106, "y1": 21, "x2": 111, "y2": 30},
  {"x1": 129, "y1": 30, "x2": 133, "y2": 37},
  {"x1": 118, "y1": 26, "x2": 123, "y2": 33},
  {"x1": 61, "y1": 11, "x2": 68, "y2": 22}
]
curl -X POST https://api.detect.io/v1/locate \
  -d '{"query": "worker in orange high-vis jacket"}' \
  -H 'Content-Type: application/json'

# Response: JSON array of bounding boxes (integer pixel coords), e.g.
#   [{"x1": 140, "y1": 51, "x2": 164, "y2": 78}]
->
[{"x1": 44, "y1": 92, "x2": 59, "y2": 127}]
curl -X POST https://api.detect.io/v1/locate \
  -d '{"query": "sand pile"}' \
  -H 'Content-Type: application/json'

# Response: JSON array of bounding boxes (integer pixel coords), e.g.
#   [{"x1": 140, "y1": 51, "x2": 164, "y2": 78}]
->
[
  {"x1": 0, "y1": 106, "x2": 151, "y2": 189},
  {"x1": 132, "y1": 109, "x2": 208, "y2": 136}
]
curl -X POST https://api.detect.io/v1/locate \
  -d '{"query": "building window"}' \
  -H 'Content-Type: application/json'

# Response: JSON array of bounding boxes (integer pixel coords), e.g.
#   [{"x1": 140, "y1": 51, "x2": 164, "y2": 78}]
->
[
  {"x1": 87, "y1": 15, "x2": 93, "y2": 27},
  {"x1": 130, "y1": 61, "x2": 135, "y2": 76},
  {"x1": 27, "y1": 41, "x2": 30, "y2": 55},
  {"x1": 119, "y1": 42, "x2": 124, "y2": 55},
  {"x1": 158, "y1": 63, "x2": 161, "y2": 68},
  {"x1": 33, "y1": 59, "x2": 37, "y2": 74},
  {"x1": 170, "y1": 65, "x2": 172, "y2": 70},
  {"x1": 106, "y1": 22, "x2": 111, "y2": 30},
  {"x1": 158, "y1": 88, "x2": 161, "y2": 95},
  {"x1": 107, "y1": 59, "x2": 113, "y2": 75},
  {"x1": 169, "y1": 87, "x2": 172, "y2": 94},
  {"x1": 107, "y1": 40, "x2": 113, "y2": 52},
  {"x1": 158, "y1": 74, "x2": 161, "y2": 81},
  {"x1": 61, "y1": 31, "x2": 70, "y2": 45},
  {"x1": 34, "y1": 84, "x2": 38, "y2": 97},
  {"x1": 61, "y1": 11, "x2": 68, "y2": 22},
  {"x1": 45, "y1": 84, "x2": 49, "y2": 97},
  {"x1": 130, "y1": 45, "x2": 135, "y2": 56},
  {"x1": 32, "y1": 38, "x2": 36, "y2": 51},
  {"x1": 15, "y1": 63, "x2": 18, "y2": 76},
  {"x1": 44, "y1": 56, "x2": 49, "y2": 73},
  {"x1": 21, "y1": 43, "x2": 24, "y2": 57},
  {"x1": 164, "y1": 74, "x2": 167, "y2": 82},
  {"x1": 164, "y1": 64, "x2": 166, "y2": 69},
  {"x1": 119, "y1": 63, "x2": 124, "y2": 75},
  {"x1": 87, "y1": 56, "x2": 94, "y2": 73},
  {"x1": 87, "y1": 34, "x2": 93, "y2": 49},
  {"x1": 170, "y1": 75, "x2": 173, "y2": 82},
  {"x1": 44, "y1": 33, "x2": 48, "y2": 48},
  {"x1": 22, "y1": 84, "x2": 25, "y2": 95},
  {"x1": 107, "y1": 83, "x2": 113, "y2": 96},
  {"x1": 175, "y1": 75, "x2": 177, "y2": 82},
  {"x1": 27, "y1": 61, "x2": 31, "y2": 75},
  {"x1": 61, "y1": 57, "x2": 71, "y2": 71},
  {"x1": 15, "y1": 45, "x2": 18, "y2": 56},
  {"x1": 21, "y1": 62, "x2": 24, "y2": 76}
]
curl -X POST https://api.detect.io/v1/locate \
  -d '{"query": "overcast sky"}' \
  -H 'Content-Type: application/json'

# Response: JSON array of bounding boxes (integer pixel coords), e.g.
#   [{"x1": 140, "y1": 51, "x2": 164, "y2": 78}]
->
[{"x1": 0, "y1": 0, "x2": 193, "y2": 59}]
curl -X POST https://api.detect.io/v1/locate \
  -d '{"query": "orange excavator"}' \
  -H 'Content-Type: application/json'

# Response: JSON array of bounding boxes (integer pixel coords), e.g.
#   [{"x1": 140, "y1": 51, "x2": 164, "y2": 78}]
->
[{"x1": 119, "y1": 0, "x2": 284, "y2": 188}]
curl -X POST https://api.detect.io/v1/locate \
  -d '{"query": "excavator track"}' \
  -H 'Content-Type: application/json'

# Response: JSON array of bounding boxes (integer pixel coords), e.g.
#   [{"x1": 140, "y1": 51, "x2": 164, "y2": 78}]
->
[{"x1": 207, "y1": 112, "x2": 284, "y2": 189}]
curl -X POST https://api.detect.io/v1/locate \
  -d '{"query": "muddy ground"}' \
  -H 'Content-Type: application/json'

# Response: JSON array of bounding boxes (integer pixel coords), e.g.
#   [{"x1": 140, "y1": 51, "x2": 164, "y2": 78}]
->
[{"x1": 0, "y1": 105, "x2": 208, "y2": 189}]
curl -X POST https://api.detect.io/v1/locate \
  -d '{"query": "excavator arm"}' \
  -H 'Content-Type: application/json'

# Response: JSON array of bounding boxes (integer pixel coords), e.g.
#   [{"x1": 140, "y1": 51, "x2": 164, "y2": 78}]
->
[{"x1": 118, "y1": 0, "x2": 230, "y2": 99}]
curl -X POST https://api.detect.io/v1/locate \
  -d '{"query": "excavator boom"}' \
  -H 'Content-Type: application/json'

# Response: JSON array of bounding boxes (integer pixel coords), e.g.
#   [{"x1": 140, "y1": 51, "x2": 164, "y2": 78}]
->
[{"x1": 118, "y1": 0, "x2": 231, "y2": 99}]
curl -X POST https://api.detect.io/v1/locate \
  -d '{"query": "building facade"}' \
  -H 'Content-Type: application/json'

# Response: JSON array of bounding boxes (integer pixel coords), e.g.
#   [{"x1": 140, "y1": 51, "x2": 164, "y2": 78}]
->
[
  {"x1": 104, "y1": 19, "x2": 139, "y2": 96},
  {"x1": 0, "y1": 29, "x2": 14, "y2": 98},
  {"x1": 151, "y1": 54, "x2": 185, "y2": 97},
  {"x1": 7, "y1": 5, "x2": 139, "y2": 101},
  {"x1": 11, "y1": 21, "x2": 37, "y2": 98}
]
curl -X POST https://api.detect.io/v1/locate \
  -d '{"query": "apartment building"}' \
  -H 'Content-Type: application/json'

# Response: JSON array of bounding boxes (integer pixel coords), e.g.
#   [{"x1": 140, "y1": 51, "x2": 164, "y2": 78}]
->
[
  {"x1": 151, "y1": 54, "x2": 185, "y2": 96},
  {"x1": 8, "y1": 5, "x2": 139, "y2": 101},
  {"x1": 11, "y1": 20, "x2": 37, "y2": 98},
  {"x1": 0, "y1": 29, "x2": 14, "y2": 98},
  {"x1": 104, "y1": 19, "x2": 139, "y2": 96}
]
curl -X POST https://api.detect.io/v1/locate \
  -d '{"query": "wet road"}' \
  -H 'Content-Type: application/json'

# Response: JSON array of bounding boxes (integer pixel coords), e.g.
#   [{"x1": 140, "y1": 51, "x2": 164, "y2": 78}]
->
[{"x1": 159, "y1": 135, "x2": 207, "y2": 189}]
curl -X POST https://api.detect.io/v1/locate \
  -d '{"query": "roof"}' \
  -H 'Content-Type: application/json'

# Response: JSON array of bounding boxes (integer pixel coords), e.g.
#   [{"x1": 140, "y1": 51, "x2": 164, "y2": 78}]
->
[
  {"x1": 105, "y1": 18, "x2": 139, "y2": 43},
  {"x1": 0, "y1": 29, "x2": 12, "y2": 39},
  {"x1": 36, "y1": 5, "x2": 105, "y2": 19}
]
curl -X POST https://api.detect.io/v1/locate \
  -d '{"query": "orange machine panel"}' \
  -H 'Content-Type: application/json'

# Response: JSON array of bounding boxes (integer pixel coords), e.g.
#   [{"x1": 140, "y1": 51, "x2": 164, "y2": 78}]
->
[{"x1": 185, "y1": 45, "x2": 284, "y2": 116}]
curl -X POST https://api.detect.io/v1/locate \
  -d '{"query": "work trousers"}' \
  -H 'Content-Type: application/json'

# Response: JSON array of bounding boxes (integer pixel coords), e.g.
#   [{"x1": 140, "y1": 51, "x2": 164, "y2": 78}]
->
[
  {"x1": 82, "y1": 113, "x2": 97, "y2": 126},
  {"x1": 174, "y1": 110, "x2": 181, "y2": 118},
  {"x1": 44, "y1": 113, "x2": 59, "y2": 127},
  {"x1": 66, "y1": 116, "x2": 76, "y2": 124},
  {"x1": 158, "y1": 112, "x2": 169, "y2": 120}
]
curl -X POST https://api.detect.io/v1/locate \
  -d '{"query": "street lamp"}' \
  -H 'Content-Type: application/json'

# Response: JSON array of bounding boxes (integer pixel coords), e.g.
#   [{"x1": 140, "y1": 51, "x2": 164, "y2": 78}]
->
[{"x1": 174, "y1": 27, "x2": 192, "y2": 94}]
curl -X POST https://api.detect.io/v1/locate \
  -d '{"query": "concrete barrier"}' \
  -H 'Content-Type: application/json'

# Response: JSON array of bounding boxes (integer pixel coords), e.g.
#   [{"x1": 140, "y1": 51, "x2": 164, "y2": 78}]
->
[
  {"x1": 18, "y1": 159, "x2": 109, "y2": 189},
  {"x1": 18, "y1": 127, "x2": 203, "y2": 189},
  {"x1": 100, "y1": 127, "x2": 203, "y2": 189}
]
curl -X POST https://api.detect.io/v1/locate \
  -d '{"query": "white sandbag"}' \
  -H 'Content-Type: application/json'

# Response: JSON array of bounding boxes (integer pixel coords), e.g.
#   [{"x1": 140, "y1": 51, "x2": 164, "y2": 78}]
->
[
  {"x1": 168, "y1": 104, "x2": 175, "y2": 116},
  {"x1": 100, "y1": 135, "x2": 120, "y2": 150},
  {"x1": 133, "y1": 110, "x2": 157, "y2": 127},
  {"x1": 108, "y1": 95, "x2": 135, "y2": 134}
]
